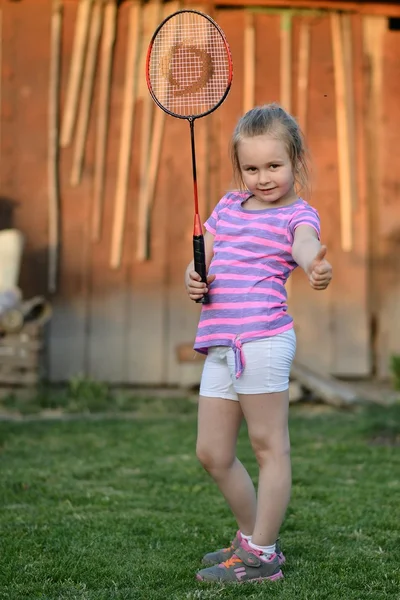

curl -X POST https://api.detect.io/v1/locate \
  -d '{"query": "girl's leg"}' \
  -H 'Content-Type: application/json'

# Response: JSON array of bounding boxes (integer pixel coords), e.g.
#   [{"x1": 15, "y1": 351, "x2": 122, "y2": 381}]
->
[
  {"x1": 239, "y1": 389, "x2": 291, "y2": 546},
  {"x1": 196, "y1": 395, "x2": 257, "y2": 535}
]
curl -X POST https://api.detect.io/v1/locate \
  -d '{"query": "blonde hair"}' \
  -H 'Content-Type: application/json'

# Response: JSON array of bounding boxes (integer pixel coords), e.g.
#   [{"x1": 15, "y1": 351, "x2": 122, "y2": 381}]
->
[{"x1": 230, "y1": 103, "x2": 310, "y2": 195}]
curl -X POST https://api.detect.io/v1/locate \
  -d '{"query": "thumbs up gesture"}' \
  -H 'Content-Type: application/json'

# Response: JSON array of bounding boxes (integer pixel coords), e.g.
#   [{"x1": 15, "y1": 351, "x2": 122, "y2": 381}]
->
[{"x1": 307, "y1": 245, "x2": 332, "y2": 290}]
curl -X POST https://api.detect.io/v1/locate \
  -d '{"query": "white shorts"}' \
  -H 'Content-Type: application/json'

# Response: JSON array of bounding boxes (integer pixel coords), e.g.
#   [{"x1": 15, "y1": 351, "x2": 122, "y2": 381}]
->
[{"x1": 199, "y1": 329, "x2": 296, "y2": 400}]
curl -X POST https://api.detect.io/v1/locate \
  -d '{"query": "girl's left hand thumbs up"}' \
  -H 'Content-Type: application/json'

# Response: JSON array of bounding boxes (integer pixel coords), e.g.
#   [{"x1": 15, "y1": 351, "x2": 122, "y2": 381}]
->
[{"x1": 307, "y1": 245, "x2": 332, "y2": 290}]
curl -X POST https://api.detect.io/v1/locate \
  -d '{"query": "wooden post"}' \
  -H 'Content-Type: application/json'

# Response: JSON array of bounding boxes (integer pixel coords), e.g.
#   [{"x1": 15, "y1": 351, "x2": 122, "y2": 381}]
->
[
  {"x1": 135, "y1": 0, "x2": 162, "y2": 260},
  {"x1": 136, "y1": 0, "x2": 180, "y2": 261},
  {"x1": 297, "y1": 19, "x2": 310, "y2": 134},
  {"x1": 48, "y1": 0, "x2": 63, "y2": 293},
  {"x1": 92, "y1": 0, "x2": 117, "y2": 241},
  {"x1": 0, "y1": 7, "x2": 2, "y2": 187},
  {"x1": 110, "y1": 0, "x2": 141, "y2": 268},
  {"x1": 280, "y1": 11, "x2": 292, "y2": 112},
  {"x1": 60, "y1": 0, "x2": 92, "y2": 148},
  {"x1": 243, "y1": 11, "x2": 256, "y2": 113},
  {"x1": 331, "y1": 12, "x2": 356, "y2": 252},
  {"x1": 70, "y1": 0, "x2": 104, "y2": 186},
  {"x1": 362, "y1": 15, "x2": 385, "y2": 372},
  {"x1": 281, "y1": 11, "x2": 292, "y2": 296}
]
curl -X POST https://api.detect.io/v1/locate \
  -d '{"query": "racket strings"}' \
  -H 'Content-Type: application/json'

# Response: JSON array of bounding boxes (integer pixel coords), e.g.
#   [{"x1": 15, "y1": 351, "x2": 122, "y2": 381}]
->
[{"x1": 148, "y1": 13, "x2": 231, "y2": 117}]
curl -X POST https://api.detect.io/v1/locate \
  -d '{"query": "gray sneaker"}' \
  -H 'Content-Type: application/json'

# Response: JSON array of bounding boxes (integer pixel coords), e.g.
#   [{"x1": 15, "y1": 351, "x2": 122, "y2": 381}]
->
[
  {"x1": 202, "y1": 530, "x2": 285, "y2": 566},
  {"x1": 197, "y1": 538, "x2": 284, "y2": 583}
]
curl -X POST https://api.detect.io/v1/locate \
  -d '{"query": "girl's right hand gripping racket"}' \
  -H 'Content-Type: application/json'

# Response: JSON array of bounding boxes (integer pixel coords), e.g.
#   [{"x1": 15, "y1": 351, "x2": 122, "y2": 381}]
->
[{"x1": 146, "y1": 10, "x2": 233, "y2": 303}]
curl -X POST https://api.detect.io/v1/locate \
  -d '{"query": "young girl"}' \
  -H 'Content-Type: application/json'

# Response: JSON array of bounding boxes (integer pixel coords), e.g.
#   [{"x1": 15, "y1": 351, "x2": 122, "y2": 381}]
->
[{"x1": 184, "y1": 103, "x2": 332, "y2": 584}]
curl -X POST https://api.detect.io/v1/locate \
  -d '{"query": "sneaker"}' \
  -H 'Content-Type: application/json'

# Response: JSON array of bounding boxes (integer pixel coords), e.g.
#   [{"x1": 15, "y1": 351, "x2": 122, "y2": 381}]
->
[
  {"x1": 202, "y1": 531, "x2": 285, "y2": 566},
  {"x1": 196, "y1": 538, "x2": 284, "y2": 583}
]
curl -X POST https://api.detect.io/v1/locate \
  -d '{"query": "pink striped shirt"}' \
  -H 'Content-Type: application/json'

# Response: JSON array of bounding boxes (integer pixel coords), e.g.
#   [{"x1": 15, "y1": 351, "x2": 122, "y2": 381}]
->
[{"x1": 194, "y1": 191, "x2": 320, "y2": 377}]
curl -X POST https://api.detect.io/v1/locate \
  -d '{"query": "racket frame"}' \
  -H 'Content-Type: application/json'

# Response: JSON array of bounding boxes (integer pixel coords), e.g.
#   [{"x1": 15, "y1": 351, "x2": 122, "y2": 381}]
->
[{"x1": 145, "y1": 9, "x2": 233, "y2": 304}]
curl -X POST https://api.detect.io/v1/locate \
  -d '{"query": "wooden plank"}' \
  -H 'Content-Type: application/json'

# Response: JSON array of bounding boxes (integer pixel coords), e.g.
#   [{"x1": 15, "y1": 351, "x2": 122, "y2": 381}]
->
[
  {"x1": 0, "y1": 371, "x2": 39, "y2": 386},
  {"x1": 109, "y1": 0, "x2": 141, "y2": 268},
  {"x1": 280, "y1": 11, "x2": 292, "y2": 297},
  {"x1": 0, "y1": 338, "x2": 42, "y2": 351},
  {"x1": 329, "y1": 14, "x2": 370, "y2": 377},
  {"x1": 136, "y1": 0, "x2": 165, "y2": 261},
  {"x1": 363, "y1": 15, "x2": 384, "y2": 362},
  {"x1": 185, "y1": 0, "x2": 400, "y2": 18},
  {"x1": 60, "y1": 0, "x2": 92, "y2": 148},
  {"x1": 48, "y1": 0, "x2": 63, "y2": 294},
  {"x1": 124, "y1": 288, "x2": 167, "y2": 384},
  {"x1": 362, "y1": 16, "x2": 387, "y2": 377},
  {"x1": 0, "y1": 352, "x2": 40, "y2": 369},
  {"x1": 331, "y1": 12, "x2": 356, "y2": 252},
  {"x1": 48, "y1": 0, "x2": 95, "y2": 382},
  {"x1": 377, "y1": 22, "x2": 400, "y2": 379},
  {"x1": 297, "y1": 19, "x2": 310, "y2": 133},
  {"x1": 289, "y1": 15, "x2": 334, "y2": 375},
  {"x1": 92, "y1": 0, "x2": 117, "y2": 242},
  {"x1": 0, "y1": 4, "x2": 18, "y2": 236},
  {"x1": 280, "y1": 11, "x2": 292, "y2": 112},
  {"x1": 243, "y1": 11, "x2": 255, "y2": 113},
  {"x1": 136, "y1": 108, "x2": 166, "y2": 260},
  {"x1": 290, "y1": 361, "x2": 361, "y2": 406},
  {"x1": 70, "y1": 0, "x2": 103, "y2": 186},
  {"x1": 88, "y1": 3, "x2": 163, "y2": 385},
  {"x1": 0, "y1": 6, "x2": 2, "y2": 187}
]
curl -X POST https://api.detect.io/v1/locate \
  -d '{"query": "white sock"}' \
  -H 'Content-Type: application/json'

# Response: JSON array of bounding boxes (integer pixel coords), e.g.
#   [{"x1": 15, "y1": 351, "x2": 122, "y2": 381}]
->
[
  {"x1": 240, "y1": 531, "x2": 252, "y2": 542},
  {"x1": 249, "y1": 540, "x2": 276, "y2": 558}
]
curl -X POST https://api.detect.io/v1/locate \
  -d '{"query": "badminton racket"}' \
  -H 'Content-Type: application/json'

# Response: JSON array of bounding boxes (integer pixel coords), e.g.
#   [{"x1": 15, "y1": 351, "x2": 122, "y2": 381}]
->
[{"x1": 146, "y1": 9, "x2": 233, "y2": 303}]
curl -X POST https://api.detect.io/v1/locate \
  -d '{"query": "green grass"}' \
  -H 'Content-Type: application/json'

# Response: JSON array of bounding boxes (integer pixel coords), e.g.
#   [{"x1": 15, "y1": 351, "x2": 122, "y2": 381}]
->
[{"x1": 1, "y1": 402, "x2": 400, "y2": 600}]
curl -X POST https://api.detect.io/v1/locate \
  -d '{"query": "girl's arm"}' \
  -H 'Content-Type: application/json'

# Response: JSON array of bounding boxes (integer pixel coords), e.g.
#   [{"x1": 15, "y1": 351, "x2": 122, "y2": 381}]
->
[
  {"x1": 185, "y1": 230, "x2": 216, "y2": 301},
  {"x1": 292, "y1": 225, "x2": 332, "y2": 290}
]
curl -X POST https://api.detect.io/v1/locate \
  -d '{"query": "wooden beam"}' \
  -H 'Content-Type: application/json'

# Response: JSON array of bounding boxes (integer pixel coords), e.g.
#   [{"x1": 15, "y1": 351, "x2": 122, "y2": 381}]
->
[
  {"x1": 62, "y1": 0, "x2": 400, "y2": 18},
  {"x1": 70, "y1": 0, "x2": 103, "y2": 186},
  {"x1": 290, "y1": 361, "x2": 362, "y2": 406},
  {"x1": 48, "y1": 0, "x2": 63, "y2": 293},
  {"x1": 363, "y1": 15, "x2": 385, "y2": 372},
  {"x1": 297, "y1": 19, "x2": 310, "y2": 134},
  {"x1": 280, "y1": 11, "x2": 292, "y2": 112},
  {"x1": 331, "y1": 12, "x2": 356, "y2": 252},
  {"x1": 243, "y1": 11, "x2": 256, "y2": 113},
  {"x1": 184, "y1": 0, "x2": 400, "y2": 18},
  {"x1": 92, "y1": 0, "x2": 117, "y2": 242},
  {"x1": 60, "y1": 0, "x2": 92, "y2": 148},
  {"x1": 110, "y1": 0, "x2": 141, "y2": 269}
]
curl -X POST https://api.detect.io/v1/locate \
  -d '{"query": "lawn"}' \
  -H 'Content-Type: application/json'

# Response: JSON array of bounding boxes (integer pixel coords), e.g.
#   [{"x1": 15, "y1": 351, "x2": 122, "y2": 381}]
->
[{"x1": 0, "y1": 399, "x2": 399, "y2": 600}]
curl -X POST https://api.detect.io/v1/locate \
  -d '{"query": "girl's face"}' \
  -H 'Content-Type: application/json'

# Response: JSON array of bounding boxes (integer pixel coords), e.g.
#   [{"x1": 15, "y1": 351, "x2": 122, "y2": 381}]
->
[{"x1": 237, "y1": 134, "x2": 297, "y2": 209}]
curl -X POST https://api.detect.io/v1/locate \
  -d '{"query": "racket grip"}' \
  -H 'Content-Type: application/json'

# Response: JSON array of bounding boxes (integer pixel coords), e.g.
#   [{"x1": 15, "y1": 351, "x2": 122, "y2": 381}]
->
[{"x1": 193, "y1": 235, "x2": 210, "y2": 305}]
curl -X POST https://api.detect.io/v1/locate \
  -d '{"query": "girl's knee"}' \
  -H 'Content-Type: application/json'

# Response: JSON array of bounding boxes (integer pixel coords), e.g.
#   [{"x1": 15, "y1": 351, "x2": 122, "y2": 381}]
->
[
  {"x1": 250, "y1": 434, "x2": 291, "y2": 466},
  {"x1": 196, "y1": 443, "x2": 235, "y2": 473}
]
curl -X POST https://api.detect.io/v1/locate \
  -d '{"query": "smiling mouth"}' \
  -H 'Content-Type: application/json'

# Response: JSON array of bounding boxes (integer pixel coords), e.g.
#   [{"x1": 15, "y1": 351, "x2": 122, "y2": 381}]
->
[{"x1": 258, "y1": 188, "x2": 276, "y2": 192}]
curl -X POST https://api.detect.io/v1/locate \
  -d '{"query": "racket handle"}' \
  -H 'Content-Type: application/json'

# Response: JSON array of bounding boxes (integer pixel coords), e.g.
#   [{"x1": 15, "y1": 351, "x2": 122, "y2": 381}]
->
[{"x1": 193, "y1": 234, "x2": 210, "y2": 305}]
